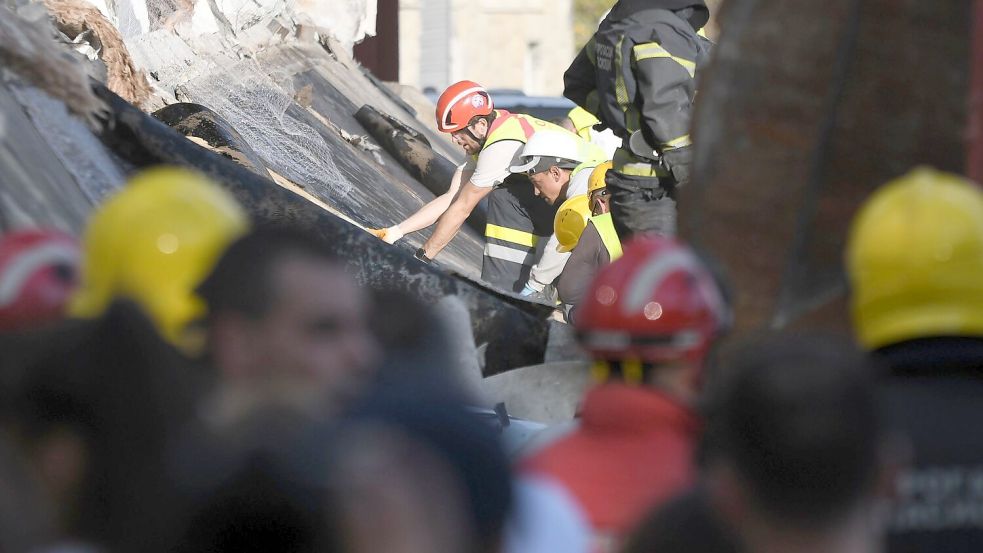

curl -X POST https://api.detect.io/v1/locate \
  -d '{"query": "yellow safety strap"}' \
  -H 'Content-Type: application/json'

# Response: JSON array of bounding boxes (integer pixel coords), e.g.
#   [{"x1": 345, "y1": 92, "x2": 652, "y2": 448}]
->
[
  {"x1": 485, "y1": 224, "x2": 539, "y2": 248},
  {"x1": 591, "y1": 214, "x2": 623, "y2": 261},
  {"x1": 662, "y1": 134, "x2": 692, "y2": 149},
  {"x1": 622, "y1": 358, "x2": 644, "y2": 385},
  {"x1": 632, "y1": 42, "x2": 696, "y2": 77}
]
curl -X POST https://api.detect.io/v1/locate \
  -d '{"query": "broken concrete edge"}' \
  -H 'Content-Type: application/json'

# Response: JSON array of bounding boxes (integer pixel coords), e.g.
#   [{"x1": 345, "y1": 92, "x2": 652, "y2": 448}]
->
[{"x1": 92, "y1": 83, "x2": 555, "y2": 375}]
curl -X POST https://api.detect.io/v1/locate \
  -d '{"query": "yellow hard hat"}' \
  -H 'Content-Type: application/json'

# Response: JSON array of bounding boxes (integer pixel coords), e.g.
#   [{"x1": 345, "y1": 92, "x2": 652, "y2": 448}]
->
[
  {"x1": 567, "y1": 106, "x2": 599, "y2": 140},
  {"x1": 588, "y1": 161, "x2": 613, "y2": 194},
  {"x1": 554, "y1": 194, "x2": 592, "y2": 253},
  {"x1": 846, "y1": 167, "x2": 983, "y2": 349},
  {"x1": 69, "y1": 166, "x2": 249, "y2": 353}
]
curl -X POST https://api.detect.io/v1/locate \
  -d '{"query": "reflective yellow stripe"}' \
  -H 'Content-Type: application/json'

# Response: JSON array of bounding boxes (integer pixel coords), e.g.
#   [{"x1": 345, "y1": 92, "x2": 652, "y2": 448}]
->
[
  {"x1": 622, "y1": 358, "x2": 644, "y2": 385},
  {"x1": 485, "y1": 224, "x2": 539, "y2": 247},
  {"x1": 591, "y1": 213, "x2": 623, "y2": 261},
  {"x1": 632, "y1": 42, "x2": 696, "y2": 77},
  {"x1": 663, "y1": 134, "x2": 692, "y2": 149},
  {"x1": 614, "y1": 36, "x2": 631, "y2": 115},
  {"x1": 613, "y1": 147, "x2": 670, "y2": 177}
]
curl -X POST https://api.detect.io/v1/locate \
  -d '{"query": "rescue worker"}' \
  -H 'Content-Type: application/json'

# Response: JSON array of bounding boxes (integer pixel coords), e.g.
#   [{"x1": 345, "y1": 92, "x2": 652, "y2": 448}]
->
[
  {"x1": 508, "y1": 128, "x2": 607, "y2": 296},
  {"x1": 550, "y1": 195, "x2": 593, "y2": 318},
  {"x1": 564, "y1": 0, "x2": 711, "y2": 239},
  {"x1": 376, "y1": 81, "x2": 592, "y2": 293},
  {"x1": 0, "y1": 229, "x2": 80, "y2": 331},
  {"x1": 560, "y1": 106, "x2": 621, "y2": 159},
  {"x1": 521, "y1": 236, "x2": 729, "y2": 551},
  {"x1": 556, "y1": 161, "x2": 622, "y2": 322},
  {"x1": 846, "y1": 167, "x2": 983, "y2": 552},
  {"x1": 69, "y1": 166, "x2": 249, "y2": 355}
]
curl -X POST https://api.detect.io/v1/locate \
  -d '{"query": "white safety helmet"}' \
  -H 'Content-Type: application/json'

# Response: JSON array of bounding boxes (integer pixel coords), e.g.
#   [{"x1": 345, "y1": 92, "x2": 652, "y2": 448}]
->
[{"x1": 510, "y1": 129, "x2": 588, "y2": 175}]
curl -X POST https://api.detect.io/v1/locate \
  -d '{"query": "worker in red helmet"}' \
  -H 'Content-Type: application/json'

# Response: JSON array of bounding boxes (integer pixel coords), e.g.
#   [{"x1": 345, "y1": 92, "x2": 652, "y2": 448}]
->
[
  {"x1": 0, "y1": 229, "x2": 80, "y2": 332},
  {"x1": 521, "y1": 236, "x2": 729, "y2": 551},
  {"x1": 372, "y1": 80, "x2": 596, "y2": 293}
]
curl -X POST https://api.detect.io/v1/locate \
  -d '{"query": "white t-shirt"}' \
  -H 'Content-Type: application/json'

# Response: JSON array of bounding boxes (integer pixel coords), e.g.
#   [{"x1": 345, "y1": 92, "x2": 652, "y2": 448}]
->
[
  {"x1": 527, "y1": 166, "x2": 595, "y2": 290},
  {"x1": 465, "y1": 139, "x2": 526, "y2": 188}
]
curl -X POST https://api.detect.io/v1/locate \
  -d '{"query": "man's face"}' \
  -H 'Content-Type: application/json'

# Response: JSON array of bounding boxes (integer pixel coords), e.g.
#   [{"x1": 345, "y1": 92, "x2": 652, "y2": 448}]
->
[
  {"x1": 450, "y1": 119, "x2": 488, "y2": 155},
  {"x1": 590, "y1": 187, "x2": 610, "y2": 216},
  {"x1": 529, "y1": 166, "x2": 569, "y2": 205},
  {"x1": 241, "y1": 255, "x2": 377, "y2": 406}
]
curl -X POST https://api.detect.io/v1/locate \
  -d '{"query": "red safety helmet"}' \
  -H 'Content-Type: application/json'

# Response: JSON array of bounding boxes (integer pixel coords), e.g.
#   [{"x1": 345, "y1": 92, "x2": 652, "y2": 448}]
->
[
  {"x1": 0, "y1": 229, "x2": 81, "y2": 332},
  {"x1": 575, "y1": 236, "x2": 729, "y2": 366},
  {"x1": 435, "y1": 80, "x2": 493, "y2": 133}
]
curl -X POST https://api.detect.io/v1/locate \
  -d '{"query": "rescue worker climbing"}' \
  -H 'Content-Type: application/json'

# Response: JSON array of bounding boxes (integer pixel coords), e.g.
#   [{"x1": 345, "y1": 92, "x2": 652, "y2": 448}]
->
[
  {"x1": 373, "y1": 81, "x2": 597, "y2": 293},
  {"x1": 556, "y1": 161, "x2": 623, "y2": 322},
  {"x1": 522, "y1": 236, "x2": 729, "y2": 551},
  {"x1": 509, "y1": 128, "x2": 608, "y2": 296},
  {"x1": 564, "y1": 0, "x2": 711, "y2": 239}
]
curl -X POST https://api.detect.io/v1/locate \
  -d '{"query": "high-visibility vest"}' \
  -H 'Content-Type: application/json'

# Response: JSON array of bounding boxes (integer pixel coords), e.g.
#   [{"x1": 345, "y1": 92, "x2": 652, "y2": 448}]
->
[{"x1": 591, "y1": 212, "x2": 623, "y2": 261}]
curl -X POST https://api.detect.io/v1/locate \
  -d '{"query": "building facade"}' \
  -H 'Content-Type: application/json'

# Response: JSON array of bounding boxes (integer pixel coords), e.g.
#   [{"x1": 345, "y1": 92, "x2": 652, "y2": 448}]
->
[{"x1": 399, "y1": 0, "x2": 574, "y2": 96}]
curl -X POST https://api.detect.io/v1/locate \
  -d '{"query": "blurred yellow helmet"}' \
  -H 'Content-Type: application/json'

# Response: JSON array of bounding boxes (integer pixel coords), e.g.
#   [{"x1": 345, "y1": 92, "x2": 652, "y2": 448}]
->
[
  {"x1": 846, "y1": 167, "x2": 983, "y2": 349},
  {"x1": 588, "y1": 161, "x2": 613, "y2": 194},
  {"x1": 554, "y1": 194, "x2": 592, "y2": 253},
  {"x1": 69, "y1": 166, "x2": 249, "y2": 353}
]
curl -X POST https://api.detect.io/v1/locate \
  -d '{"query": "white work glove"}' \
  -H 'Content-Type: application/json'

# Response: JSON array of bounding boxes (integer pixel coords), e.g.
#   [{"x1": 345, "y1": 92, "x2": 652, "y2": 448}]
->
[
  {"x1": 383, "y1": 225, "x2": 405, "y2": 244},
  {"x1": 370, "y1": 224, "x2": 405, "y2": 244},
  {"x1": 520, "y1": 284, "x2": 538, "y2": 297}
]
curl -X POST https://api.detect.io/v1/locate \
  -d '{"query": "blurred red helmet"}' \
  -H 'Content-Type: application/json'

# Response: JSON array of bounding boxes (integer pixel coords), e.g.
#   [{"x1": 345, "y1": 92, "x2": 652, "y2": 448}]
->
[
  {"x1": 435, "y1": 80, "x2": 493, "y2": 133},
  {"x1": 0, "y1": 229, "x2": 81, "y2": 331},
  {"x1": 575, "y1": 236, "x2": 729, "y2": 366}
]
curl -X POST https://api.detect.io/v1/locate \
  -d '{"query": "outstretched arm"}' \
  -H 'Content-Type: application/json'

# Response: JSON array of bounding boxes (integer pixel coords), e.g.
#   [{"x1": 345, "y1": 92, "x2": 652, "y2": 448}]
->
[
  {"x1": 371, "y1": 166, "x2": 473, "y2": 243},
  {"x1": 420, "y1": 181, "x2": 492, "y2": 259}
]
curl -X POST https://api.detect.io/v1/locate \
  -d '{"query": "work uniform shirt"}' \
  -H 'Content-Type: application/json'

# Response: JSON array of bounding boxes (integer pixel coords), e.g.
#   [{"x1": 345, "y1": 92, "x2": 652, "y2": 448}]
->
[
  {"x1": 521, "y1": 384, "x2": 698, "y2": 544},
  {"x1": 527, "y1": 169, "x2": 593, "y2": 291},
  {"x1": 876, "y1": 337, "x2": 983, "y2": 553},
  {"x1": 464, "y1": 140, "x2": 526, "y2": 189}
]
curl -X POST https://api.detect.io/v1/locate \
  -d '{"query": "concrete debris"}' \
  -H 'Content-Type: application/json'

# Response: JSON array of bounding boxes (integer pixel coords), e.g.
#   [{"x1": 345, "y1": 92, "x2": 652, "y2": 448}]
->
[
  {"x1": 0, "y1": 4, "x2": 108, "y2": 128},
  {"x1": 42, "y1": 0, "x2": 153, "y2": 107}
]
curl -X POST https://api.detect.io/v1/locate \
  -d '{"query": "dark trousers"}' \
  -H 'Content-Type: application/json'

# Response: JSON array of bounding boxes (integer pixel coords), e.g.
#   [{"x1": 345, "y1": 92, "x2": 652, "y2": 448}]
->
[{"x1": 605, "y1": 170, "x2": 677, "y2": 241}]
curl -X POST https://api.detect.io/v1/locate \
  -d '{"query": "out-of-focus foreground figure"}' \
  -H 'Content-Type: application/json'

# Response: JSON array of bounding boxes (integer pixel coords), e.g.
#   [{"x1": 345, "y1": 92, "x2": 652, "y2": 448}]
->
[
  {"x1": 521, "y1": 236, "x2": 728, "y2": 551},
  {"x1": 68, "y1": 166, "x2": 249, "y2": 354},
  {"x1": 847, "y1": 167, "x2": 983, "y2": 552},
  {"x1": 701, "y1": 335, "x2": 895, "y2": 553},
  {"x1": 0, "y1": 229, "x2": 80, "y2": 332}
]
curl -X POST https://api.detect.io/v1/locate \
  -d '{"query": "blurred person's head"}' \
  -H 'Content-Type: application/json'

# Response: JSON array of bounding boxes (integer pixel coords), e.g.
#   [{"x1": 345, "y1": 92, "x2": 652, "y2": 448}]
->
[
  {"x1": 846, "y1": 167, "x2": 983, "y2": 351},
  {"x1": 574, "y1": 236, "x2": 730, "y2": 403},
  {"x1": 173, "y1": 406, "x2": 342, "y2": 553},
  {"x1": 0, "y1": 229, "x2": 80, "y2": 332},
  {"x1": 621, "y1": 487, "x2": 742, "y2": 553},
  {"x1": 68, "y1": 166, "x2": 248, "y2": 354},
  {"x1": 702, "y1": 334, "x2": 895, "y2": 552},
  {"x1": 435, "y1": 80, "x2": 496, "y2": 155},
  {"x1": 334, "y1": 387, "x2": 513, "y2": 553},
  {"x1": 588, "y1": 161, "x2": 612, "y2": 216},
  {"x1": 510, "y1": 129, "x2": 594, "y2": 204},
  {"x1": 197, "y1": 227, "x2": 377, "y2": 417}
]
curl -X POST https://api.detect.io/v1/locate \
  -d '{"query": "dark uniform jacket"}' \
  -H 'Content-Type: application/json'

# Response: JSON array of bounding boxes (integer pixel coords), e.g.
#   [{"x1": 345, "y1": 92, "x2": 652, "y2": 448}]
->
[
  {"x1": 563, "y1": 0, "x2": 710, "y2": 179},
  {"x1": 875, "y1": 337, "x2": 983, "y2": 553}
]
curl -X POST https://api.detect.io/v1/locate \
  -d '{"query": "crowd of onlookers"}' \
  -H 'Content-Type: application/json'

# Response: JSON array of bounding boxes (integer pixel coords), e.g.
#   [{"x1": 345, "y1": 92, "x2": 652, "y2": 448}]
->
[{"x1": 0, "y1": 161, "x2": 981, "y2": 553}]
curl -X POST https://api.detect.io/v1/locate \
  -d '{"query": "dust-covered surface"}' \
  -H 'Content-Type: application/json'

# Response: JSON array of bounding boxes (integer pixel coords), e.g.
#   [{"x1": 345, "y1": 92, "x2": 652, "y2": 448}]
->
[{"x1": 0, "y1": 0, "x2": 554, "y2": 373}]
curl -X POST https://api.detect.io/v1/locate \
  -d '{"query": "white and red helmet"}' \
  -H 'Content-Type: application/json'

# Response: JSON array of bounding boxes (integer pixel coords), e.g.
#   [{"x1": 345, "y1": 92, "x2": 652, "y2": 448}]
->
[
  {"x1": 0, "y1": 229, "x2": 80, "y2": 331},
  {"x1": 576, "y1": 236, "x2": 729, "y2": 366},
  {"x1": 435, "y1": 80, "x2": 493, "y2": 133}
]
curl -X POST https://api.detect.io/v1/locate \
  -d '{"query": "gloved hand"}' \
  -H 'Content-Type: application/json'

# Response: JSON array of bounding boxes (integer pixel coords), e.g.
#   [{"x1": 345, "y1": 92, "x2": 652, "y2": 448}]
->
[
  {"x1": 369, "y1": 225, "x2": 405, "y2": 244},
  {"x1": 520, "y1": 284, "x2": 538, "y2": 297},
  {"x1": 660, "y1": 146, "x2": 692, "y2": 188}
]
